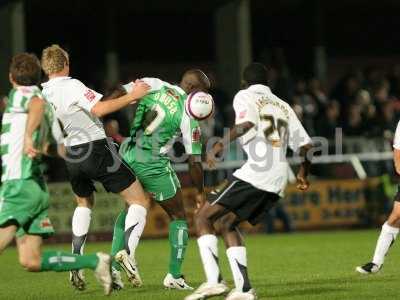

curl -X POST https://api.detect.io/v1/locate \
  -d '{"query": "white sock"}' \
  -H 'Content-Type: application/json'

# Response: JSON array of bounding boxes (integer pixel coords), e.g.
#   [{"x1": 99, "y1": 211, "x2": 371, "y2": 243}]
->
[
  {"x1": 71, "y1": 207, "x2": 92, "y2": 254},
  {"x1": 197, "y1": 234, "x2": 221, "y2": 284},
  {"x1": 226, "y1": 246, "x2": 251, "y2": 292},
  {"x1": 125, "y1": 204, "x2": 147, "y2": 259},
  {"x1": 372, "y1": 222, "x2": 399, "y2": 266}
]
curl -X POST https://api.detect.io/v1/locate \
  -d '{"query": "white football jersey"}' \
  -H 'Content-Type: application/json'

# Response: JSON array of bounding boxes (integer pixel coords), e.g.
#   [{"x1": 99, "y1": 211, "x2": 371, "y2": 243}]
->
[
  {"x1": 393, "y1": 121, "x2": 400, "y2": 149},
  {"x1": 232, "y1": 84, "x2": 311, "y2": 197},
  {"x1": 42, "y1": 77, "x2": 106, "y2": 146}
]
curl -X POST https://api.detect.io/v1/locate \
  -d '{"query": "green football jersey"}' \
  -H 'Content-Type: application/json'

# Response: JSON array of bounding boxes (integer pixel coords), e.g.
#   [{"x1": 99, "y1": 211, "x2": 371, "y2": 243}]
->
[
  {"x1": 1, "y1": 86, "x2": 57, "y2": 182},
  {"x1": 122, "y1": 78, "x2": 201, "y2": 163}
]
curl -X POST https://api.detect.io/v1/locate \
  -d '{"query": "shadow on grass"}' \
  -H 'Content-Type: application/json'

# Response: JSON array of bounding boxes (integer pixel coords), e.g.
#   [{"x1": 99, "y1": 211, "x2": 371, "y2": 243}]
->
[{"x1": 256, "y1": 275, "x2": 397, "y2": 299}]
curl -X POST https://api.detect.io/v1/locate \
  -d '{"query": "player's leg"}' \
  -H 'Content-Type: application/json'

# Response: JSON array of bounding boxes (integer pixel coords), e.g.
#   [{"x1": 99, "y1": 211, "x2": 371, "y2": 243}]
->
[
  {"x1": 218, "y1": 214, "x2": 256, "y2": 300},
  {"x1": 110, "y1": 207, "x2": 127, "y2": 290},
  {"x1": 68, "y1": 181, "x2": 96, "y2": 291},
  {"x1": 71, "y1": 194, "x2": 94, "y2": 255},
  {"x1": 16, "y1": 234, "x2": 113, "y2": 295},
  {"x1": 0, "y1": 222, "x2": 18, "y2": 253},
  {"x1": 159, "y1": 189, "x2": 192, "y2": 289},
  {"x1": 185, "y1": 202, "x2": 231, "y2": 300},
  {"x1": 114, "y1": 180, "x2": 149, "y2": 287},
  {"x1": 357, "y1": 200, "x2": 400, "y2": 274},
  {"x1": 94, "y1": 142, "x2": 150, "y2": 288}
]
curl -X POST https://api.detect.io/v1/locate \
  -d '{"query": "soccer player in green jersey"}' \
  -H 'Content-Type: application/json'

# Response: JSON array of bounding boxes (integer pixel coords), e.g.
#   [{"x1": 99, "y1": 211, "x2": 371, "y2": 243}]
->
[
  {"x1": 0, "y1": 53, "x2": 113, "y2": 295},
  {"x1": 110, "y1": 70, "x2": 210, "y2": 290}
]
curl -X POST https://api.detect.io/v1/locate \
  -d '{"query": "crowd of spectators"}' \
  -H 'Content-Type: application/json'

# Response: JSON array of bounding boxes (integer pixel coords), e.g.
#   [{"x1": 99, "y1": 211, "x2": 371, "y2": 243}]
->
[
  {"x1": 268, "y1": 65, "x2": 400, "y2": 141},
  {"x1": 1, "y1": 65, "x2": 400, "y2": 148}
]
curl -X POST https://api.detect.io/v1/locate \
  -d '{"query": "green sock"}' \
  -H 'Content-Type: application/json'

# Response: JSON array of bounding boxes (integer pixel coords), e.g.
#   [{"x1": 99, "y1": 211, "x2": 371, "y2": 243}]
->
[
  {"x1": 169, "y1": 219, "x2": 189, "y2": 279},
  {"x1": 40, "y1": 251, "x2": 98, "y2": 272},
  {"x1": 110, "y1": 210, "x2": 127, "y2": 271}
]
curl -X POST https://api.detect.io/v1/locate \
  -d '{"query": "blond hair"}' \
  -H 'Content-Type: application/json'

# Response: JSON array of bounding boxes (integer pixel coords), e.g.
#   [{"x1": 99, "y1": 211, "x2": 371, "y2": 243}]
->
[{"x1": 41, "y1": 44, "x2": 69, "y2": 75}]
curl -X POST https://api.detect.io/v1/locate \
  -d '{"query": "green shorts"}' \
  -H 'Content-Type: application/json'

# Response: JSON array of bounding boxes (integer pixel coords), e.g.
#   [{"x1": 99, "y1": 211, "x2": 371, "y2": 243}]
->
[
  {"x1": 128, "y1": 160, "x2": 181, "y2": 202},
  {"x1": 0, "y1": 179, "x2": 55, "y2": 238}
]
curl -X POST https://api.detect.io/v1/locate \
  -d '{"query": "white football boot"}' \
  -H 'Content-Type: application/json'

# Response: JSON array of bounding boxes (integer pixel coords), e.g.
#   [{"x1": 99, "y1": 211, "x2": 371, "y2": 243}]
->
[
  {"x1": 163, "y1": 273, "x2": 193, "y2": 290},
  {"x1": 225, "y1": 289, "x2": 257, "y2": 300},
  {"x1": 69, "y1": 270, "x2": 85, "y2": 291},
  {"x1": 115, "y1": 249, "x2": 142, "y2": 287},
  {"x1": 111, "y1": 267, "x2": 124, "y2": 290},
  {"x1": 94, "y1": 252, "x2": 113, "y2": 295},
  {"x1": 184, "y1": 281, "x2": 230, "y2": 300},
  {"x1": 356, "y1": 262, "x2": 381, "y2": 274}
]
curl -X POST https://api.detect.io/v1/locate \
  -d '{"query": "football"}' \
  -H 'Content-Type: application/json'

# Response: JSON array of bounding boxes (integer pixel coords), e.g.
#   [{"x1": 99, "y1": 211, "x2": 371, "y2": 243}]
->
[{"x1": 185, "y1": 91, "x2": 214, "y2": 120}]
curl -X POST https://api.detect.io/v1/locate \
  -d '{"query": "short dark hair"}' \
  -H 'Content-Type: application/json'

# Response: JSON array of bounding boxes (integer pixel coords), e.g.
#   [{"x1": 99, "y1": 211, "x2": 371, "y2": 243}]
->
[
  {"x1": 243, "y1": 62, "x2": 268, "y2": 86},
  {"x1": 10, "y1": 53, "x2": 41, "y2": 86}
]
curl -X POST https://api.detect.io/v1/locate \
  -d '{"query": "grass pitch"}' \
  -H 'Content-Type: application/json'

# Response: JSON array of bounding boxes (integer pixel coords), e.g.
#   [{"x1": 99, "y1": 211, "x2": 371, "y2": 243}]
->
[{"x1": 0, "y1": 230, "x2": 398, "y2": 300}]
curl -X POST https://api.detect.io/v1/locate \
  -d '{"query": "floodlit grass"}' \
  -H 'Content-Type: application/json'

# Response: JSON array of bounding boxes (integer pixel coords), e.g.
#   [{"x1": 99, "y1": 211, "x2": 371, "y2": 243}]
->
[{"x1": 0, "y1": 230, "x2": 398, "y2": 300}]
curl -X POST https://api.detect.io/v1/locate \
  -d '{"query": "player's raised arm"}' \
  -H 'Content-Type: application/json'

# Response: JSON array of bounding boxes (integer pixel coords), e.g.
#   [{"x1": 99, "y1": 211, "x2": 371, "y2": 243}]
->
[
  {"x1": 91, "y1": 80, "x2": 150, "y2": 117},
  {"x1": 296, "y1": 144, "x2": 313, "y2": 191},
  {"x1": 288, "y1": 107, "x2": 313, "y2": 191},
  {"x1": 392, "y1": 122, "x2": 400, "y2": 175},
  {"x1": 207, "y1": 91, "x2": 257, "y2": 169},
  {"x1": 24, "y1": 96, "x2": 46, "y2": 158}
]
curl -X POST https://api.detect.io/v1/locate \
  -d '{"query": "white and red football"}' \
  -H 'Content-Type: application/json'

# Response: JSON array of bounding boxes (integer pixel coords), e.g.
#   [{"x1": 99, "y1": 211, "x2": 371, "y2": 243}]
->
[{"x1": 185, "y1": 91, "x2": 214, "y2": 120}]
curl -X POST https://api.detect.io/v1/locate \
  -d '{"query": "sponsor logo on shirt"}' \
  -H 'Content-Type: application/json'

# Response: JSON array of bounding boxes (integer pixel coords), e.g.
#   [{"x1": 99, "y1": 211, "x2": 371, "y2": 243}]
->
[
  {"x1": 166, "y1": 89, "x2": 179, "y2": 101},
  {"x1": 84, "y1": 89, "x2": 96, "y2": 102},
  {"x1": 238, "y1": 110, "x2": 247, "y2": 119},
  {"x1": 192, "y1": 127, "x2": 201, "y2": 143}
]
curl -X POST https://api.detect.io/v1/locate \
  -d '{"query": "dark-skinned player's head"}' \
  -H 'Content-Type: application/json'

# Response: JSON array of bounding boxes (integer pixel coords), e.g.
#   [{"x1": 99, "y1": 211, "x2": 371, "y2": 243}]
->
[
  {"x1": 242, "y1": 62, "x2": 268, "y2": 87},
  {"x1": 9, "y1": 53, "x2": 42, "y2": 86},
  {"x1": 180, "y1": 69, "x2": 211, "y2": 94}
]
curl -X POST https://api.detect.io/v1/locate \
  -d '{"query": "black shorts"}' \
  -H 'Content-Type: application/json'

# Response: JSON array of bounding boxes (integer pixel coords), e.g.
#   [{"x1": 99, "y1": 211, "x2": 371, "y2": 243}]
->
[
  {"x1": 208, "y1": 177, "x2": 280, "y2": 225},
  {"x1": 65, "y1": 139, "x2": 136, "y2": 197}
]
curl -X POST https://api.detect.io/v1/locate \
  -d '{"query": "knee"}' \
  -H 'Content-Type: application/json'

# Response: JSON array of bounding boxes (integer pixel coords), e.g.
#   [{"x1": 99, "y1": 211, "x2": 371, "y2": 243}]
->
[
  {"x1": 218, "y1": 215, "x2": 238, "y2": 233},
  {"x1": 388, "y1": 209, "x2": 400, "y2": 226},
  {"x1": 193, "y1": 212, "x2": 210, "y2": 236},
  {"x1": 194, "y1": 209, "x2": 210, "y2": 227},
  {"x1": 19, "y1": 256, "x2": 40, "y2": 272}
]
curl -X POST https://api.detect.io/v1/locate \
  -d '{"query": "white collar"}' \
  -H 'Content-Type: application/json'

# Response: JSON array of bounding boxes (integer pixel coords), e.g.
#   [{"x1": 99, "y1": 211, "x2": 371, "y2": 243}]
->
[
  {"x1": 248, "y1": 84, "x2": 271, "y2": 94},
  {"x1": 41, "y1": 76, "x2": 71, "y2": 88}
]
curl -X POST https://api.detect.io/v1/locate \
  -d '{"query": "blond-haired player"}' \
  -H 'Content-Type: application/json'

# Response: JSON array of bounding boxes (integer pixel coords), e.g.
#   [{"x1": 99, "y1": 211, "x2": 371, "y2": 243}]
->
[{"x1": 41, "y1": 44, "x2": 150, "y2": 291}]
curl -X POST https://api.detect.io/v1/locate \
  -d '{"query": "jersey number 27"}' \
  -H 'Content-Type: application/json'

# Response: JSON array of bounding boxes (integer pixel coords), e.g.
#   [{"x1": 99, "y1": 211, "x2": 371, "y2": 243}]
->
[{"x1": 261, "y1": 114, "x2": 288, "y2": 146}]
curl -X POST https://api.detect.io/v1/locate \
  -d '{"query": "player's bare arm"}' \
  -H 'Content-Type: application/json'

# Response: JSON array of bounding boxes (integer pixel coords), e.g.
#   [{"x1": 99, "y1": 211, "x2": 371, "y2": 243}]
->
[
  {"x1": 206, "y1": 121, "x2": 255, "y2": 168},
  {"x1": 24, "y1": 96, "x2": 45, "y2": 158},
  {"x1": 296, "y1": 143, "x2": 313, "y2": 191},
  {"x1": 188, "y1": 155, "x2": 205, "y2": 209},
  {"x1": 91, "y1": 80, "x2": 150, "y2": 117},
  {"x1": 393, "y1": 149, "x2": 400, "y2": 175}
]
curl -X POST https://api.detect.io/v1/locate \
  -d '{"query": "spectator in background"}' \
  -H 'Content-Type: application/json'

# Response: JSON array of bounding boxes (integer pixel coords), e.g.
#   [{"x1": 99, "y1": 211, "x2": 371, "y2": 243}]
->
[
  {"x1": 104, "y1": 119, "x2": 125, "y2": 145},
  {"x1": 372, "y1": 81, "x2": 390, "y2": 109},
  {"x1": 332, "y1": 74, "x2": 361, "y2": 108},
  {"x1": 364, "y1": 66, "x2": 384, "y2": 91},
  {"x1": 292, "y1": 79, "x2": 317, "y2": 135},
  {"x1": 308, "y1": 77, "x2": 328, "y2": 110},
  {"x1": 355, "y1": 89, "x2": 376, "y2": 127},
  {"x1": 343, "y1": 103, "x2": 366, "y2": 137},
  {"x1": 389, "y1": 64, "x2": 400, "y2": 98},
  {"x1": 373, "y1": 101, "x2": 397, "y2": 139},
  {"x1": 315, "y1": 100, "x2": 341, "y2": 139},
  {"x1": 208, "y1": 71, "x2": 231, "y2": 129}
]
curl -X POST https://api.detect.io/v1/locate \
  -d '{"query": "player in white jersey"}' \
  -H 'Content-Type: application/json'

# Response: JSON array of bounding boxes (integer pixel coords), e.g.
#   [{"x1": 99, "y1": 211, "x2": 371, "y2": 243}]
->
[
  {"x1": 186, "y1": 63, "x2": 313, "y2": 300},
  {"x1": 0, "y1": 53, "x2": 113, "y2": 295},
  {"x1": 356, "y1": 122, "x2": 400, "y2": 274},
  {"x1": 41, "y1": 45, "x2": 150, "y2": 291}
]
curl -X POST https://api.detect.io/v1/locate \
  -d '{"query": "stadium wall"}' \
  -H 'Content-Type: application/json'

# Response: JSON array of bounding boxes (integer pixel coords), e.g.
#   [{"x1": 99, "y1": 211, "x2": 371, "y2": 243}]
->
[{"x1": 45, "y1": 177, "x2": 389, "y2": 243}]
